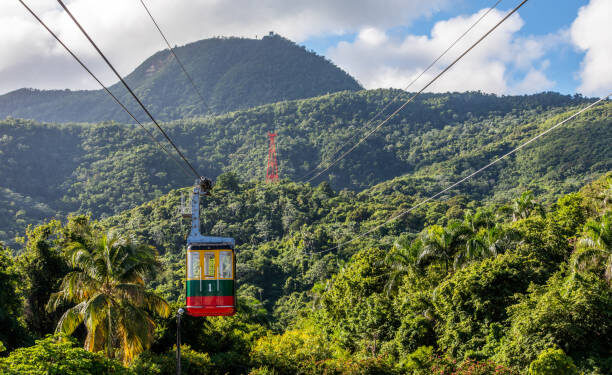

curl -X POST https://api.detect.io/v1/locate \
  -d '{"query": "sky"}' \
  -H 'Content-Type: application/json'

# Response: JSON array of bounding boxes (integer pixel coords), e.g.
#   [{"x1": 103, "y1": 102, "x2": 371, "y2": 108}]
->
[{"x1": 1, "y1": 0, "x2": 610, "y2": 97}]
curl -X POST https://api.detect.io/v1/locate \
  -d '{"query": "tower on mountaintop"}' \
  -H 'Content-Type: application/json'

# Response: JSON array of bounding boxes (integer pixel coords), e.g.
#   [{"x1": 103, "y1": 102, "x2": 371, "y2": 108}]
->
[{"x1": 266, "y1": 132, "x2": 279, "y2": 182}]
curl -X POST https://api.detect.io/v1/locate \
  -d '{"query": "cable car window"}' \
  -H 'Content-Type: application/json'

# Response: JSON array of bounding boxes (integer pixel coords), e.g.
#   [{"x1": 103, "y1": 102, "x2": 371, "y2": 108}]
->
[
  {"x1": 219, "y1": 251, "x2": 232, "y2": 278},
  {"x1": 204, "y1": 253, "x2": 215, "y2": 277},
  {"x1": 188, "y1": 252, "x2": 200, "y2": 278}
]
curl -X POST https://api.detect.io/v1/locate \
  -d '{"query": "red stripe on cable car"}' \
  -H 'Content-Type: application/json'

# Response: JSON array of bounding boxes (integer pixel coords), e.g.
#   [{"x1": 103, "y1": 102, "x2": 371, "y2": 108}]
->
[{"x1": 186, "y1": 296, "x2": 234, "y2": 305}]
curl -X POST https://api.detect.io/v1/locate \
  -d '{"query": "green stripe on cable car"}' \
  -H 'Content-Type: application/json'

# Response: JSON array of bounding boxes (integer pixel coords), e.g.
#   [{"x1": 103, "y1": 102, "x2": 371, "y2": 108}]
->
[{"x1": 186, "y1": 279, "x2": 234, "y2": 296}]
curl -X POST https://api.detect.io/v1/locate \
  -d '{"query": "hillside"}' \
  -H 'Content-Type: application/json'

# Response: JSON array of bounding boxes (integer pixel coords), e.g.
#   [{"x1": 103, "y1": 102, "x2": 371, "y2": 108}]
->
[
  {"x1": 0, "y1": 33, "x2": 361, "y2": 123},
  {"x1": 0, "y1": 91, "x2": 609, "y2": 245},
  {"x1": 2, "y1": 170, "x2": 610, "y2": 373}
]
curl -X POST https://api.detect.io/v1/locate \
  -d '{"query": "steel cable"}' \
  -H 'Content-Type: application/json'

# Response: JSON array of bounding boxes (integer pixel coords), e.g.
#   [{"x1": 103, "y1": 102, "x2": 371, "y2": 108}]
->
[
  {"x1": 305, "y1": 0, "x2": 528, "y2": 183},
  {"x1": 306, "y1": 92, "x2": 611, "y2": 255},
  {"x1": 138, "y1": 0, "x2": 213, "y2": 115},
  {"x1": 57, "y1": 0, "x2": 201, "y2": 179},
  {"x1": 17, "y1": 0, "x2": 194, "y2": 179},
  {"x1": 299, "y1": 0, "x2": 503, "y2": 181}
]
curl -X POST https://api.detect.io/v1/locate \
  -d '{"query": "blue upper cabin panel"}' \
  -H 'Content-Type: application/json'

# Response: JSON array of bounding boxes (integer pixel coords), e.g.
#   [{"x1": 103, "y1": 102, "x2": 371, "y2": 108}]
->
[{"x1": 187, "y1": 235, "x2": 235, "y2": 247}]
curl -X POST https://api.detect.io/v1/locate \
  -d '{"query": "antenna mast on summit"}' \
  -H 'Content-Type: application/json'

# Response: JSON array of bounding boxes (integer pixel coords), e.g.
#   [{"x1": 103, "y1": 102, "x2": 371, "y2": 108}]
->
[{"x1": 266, "y1": 132, "x2": 279, "y2": 182}]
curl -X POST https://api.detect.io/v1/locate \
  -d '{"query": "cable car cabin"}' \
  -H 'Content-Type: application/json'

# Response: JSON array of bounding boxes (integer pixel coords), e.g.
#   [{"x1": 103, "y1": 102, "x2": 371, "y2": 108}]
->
[
  {"x1": 183, "y1": 178, "x2": 236, "y2": 317},
  {"x1": 186, "y1": 242, "x2": 236, "y2": 316}
]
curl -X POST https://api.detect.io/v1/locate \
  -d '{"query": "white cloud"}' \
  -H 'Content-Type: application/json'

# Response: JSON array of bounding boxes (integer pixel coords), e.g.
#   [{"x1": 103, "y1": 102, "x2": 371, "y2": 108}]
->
[
  {"x1": 570, "y1": 0, "x2": 612, "y2": 96},
  {"x1": 0, "y1": 0, "x2": 449, "y2": 94},
  {"x1": 328, "y1": 8, "x2": 557, "y2": 94},
  {"x1": 510, "y1": 67, "x2": 555, "y2": 94}
]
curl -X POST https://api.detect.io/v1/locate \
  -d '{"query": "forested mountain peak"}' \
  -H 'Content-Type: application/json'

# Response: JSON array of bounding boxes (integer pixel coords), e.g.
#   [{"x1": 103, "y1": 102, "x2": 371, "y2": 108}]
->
[{"x1": 0, "y1": 33, "x2": 361, "y2": 123}]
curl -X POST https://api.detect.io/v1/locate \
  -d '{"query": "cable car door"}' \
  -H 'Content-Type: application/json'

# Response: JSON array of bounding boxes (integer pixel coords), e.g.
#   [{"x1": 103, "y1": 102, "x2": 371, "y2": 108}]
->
[{"x1": 203, "y1": 252, "x2": 216, "y2": 304}]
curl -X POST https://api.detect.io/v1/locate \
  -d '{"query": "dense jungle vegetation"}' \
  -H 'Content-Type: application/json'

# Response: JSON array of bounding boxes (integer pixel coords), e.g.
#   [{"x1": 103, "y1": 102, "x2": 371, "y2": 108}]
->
[
  {"x1": 1, "y1": 24, "x2": 609, "y2": 374},
  {"x1": 1, "y1": 91, "x2": 610, "y2": 246},
  {"x1": 0, "y1": 34, "x2": 361, "y2": 123},
  {"x1": 1, "y1": 171, "x2": 611, "y2": 374}
]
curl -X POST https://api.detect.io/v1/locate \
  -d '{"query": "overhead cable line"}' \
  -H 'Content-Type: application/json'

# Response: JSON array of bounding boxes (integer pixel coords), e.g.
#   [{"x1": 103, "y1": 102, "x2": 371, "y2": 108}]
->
[
  {"x1": 56, "y1": 0, "x2": 201, "y2": 179},
  {"x1": 304, "y1": 0, "x2": 528, "y2": 184},
  {"x1": 306, "y1": 92, "x2": 611, "y2": 256},
  {"x1": 299, "y1": 0, "x2": 503, "y2": 181},
  {"x1": 138, "y1": 0, "x2": 213, "y2": 115},
  {"x1": 17, "y1": 0, "x2": 194, "y2": 179}
]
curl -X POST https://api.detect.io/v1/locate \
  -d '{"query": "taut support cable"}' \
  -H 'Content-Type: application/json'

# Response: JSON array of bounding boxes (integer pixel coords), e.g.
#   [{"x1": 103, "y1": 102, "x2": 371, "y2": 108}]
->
[
  {"x1": 138, "y1": 0, "x2": 213, "y2": 115},
  {"x1": 17, "y1": 0, "x2": 193, "y2": 178},
  {"x1": 57, "y1": 0, "x2": 201, "y2": 179},
  {"x1": 307, "y1": 93, "x2": 611, "y2": 255},
  {"x1": 305, "y1": 0, "x2": 529, "y2": 183}
]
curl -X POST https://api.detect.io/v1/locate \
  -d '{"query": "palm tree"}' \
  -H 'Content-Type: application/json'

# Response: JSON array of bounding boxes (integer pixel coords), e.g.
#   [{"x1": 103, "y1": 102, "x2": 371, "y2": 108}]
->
[
  {"x1": 419, "y1": 221, "x2": 471, "y2": 274},
  {"x1": 47, "y1": 231, "x2": 170, "y2": 364},
  {"x1": 482, "y1": 224, "x2": 521, "y2": 256},
  {"x1": 454, "y1": 224, "x2": 521, "y2": 269},
  {"x1": 463, "y1": 208, "x2": 495, "y2": 232},
  {"x1": 595, "y1": 176, "x2": 612, "y2": 213},
  {"x1": 384, "y1": 236, "x2": 422, "y2": 295},
  {"x1": 572, "y1": 212, "x2": 612, "y2": 282},
  {"x1": 512, "y1": 191, "x2": 544, "y2": 221}
]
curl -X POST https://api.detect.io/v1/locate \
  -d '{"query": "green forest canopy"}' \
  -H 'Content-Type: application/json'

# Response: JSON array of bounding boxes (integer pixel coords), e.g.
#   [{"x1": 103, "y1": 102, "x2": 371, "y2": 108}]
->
[
  {"x1": 1, "y1": 171, "x2": 610, "y2": 374},
  {"x1": 0, "y1": 90, "x2": 609, "y2": 246}
]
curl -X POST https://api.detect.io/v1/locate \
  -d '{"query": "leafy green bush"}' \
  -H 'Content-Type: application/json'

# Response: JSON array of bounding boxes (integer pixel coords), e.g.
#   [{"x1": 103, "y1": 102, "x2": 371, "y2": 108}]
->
[
  {"x1": 248, "y1": 367, "x2": 276, "y2": 375},
  {"x1": 433, "y1": 253, "x2": 548, "y2": 358},
  {"x1": 0, "y1": 245, "x2": 31, "y2": 350},
  {"x1": 528, "y1": 348, "x2": 578, "y2": 375},
  {"x1": 0, "y1": 335, "x2": 130, "y2": 374},
  {"x1": 496, "y1": 271, "x2": 611, "y2": 372},
  {"x1": 131, "y1": 346, "x2": 212, "y2": 375},
  {"x1": 398, "y1": 346, "x2": 434, "y2": 374},
  {"x1": 250, "y1": 327, "x2": 340, "y2": 375},
  {"x1": 429, "y1": 355, "x2": 518, "y2": 375}
]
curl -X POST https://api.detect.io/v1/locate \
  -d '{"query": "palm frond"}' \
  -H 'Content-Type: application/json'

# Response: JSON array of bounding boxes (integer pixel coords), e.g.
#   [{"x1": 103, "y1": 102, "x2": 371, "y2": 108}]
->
[
  {"x1": 47, "y1": 291, "x2": 66, "y2": 313},
  {"x1": 116, "y1": 304, "x2": 155, "y2": 364},
  {"x1": 572, "y1": 247, "x2": 605, "y2": 272},
  {"x1": 86, "y1": 317, "x2": 108, "y2": 353},
  {"x1": 56, "y1": 271, "x2": 101, "y2": 303},
  {"x1": 83, "y1": 293, "x2": 111, "y2": 333},
  {"x1": 51, "y1": 229, "x2": 168, "y2": 364},
  {"x1": 56, "y1": 302, "x2": 86, "y2": 335}
]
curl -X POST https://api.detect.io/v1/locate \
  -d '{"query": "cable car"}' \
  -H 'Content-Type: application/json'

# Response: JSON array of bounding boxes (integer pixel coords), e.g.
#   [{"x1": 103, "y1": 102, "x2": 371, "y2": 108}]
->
[{"x1": 183, "y1": 178, "x2": 236, "y2": 316}]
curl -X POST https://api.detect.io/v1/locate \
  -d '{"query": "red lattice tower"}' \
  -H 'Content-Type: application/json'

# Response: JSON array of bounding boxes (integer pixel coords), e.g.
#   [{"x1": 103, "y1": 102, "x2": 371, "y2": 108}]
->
[{"x1": 266, "y1": 132, "x2": 279, "y2": 182}]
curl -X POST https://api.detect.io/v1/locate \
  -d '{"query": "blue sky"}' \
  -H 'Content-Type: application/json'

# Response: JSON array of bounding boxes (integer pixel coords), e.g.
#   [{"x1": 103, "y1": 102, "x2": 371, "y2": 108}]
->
[
  {"x1": 1, "y1": 0, "x2": 609, "y2": 96},
  {"x1": 301, "y1": 0, "x2": 605, "y2": 95}
]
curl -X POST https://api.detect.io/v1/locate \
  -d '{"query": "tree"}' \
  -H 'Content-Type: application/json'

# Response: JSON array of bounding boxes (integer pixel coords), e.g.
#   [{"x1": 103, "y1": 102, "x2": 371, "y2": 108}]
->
[
  {"x1": 419, "y1": 221, "x2": 471, "y2": 273},
  {"x1": 497, "y1": 272, "x2": 611, "y2": 372},
  {"x1": 512, "y1": 191, "x2": 543, "y2": 221},
  {"x1": 16, "y1": 220, "x2": 70, "y2": 338},
  {"x1": 47, "y1": 231, "x2": 170, "y2": 364},
  {"x1": 463, "y1": 207, "x2": 495, "y2": 232},
  {"x1": 434, "y1": 253, "x2": 548, "y2": 359},
  {"x1": 455, "y1": 224, "x2": 521, "y2": 270},
  {"x1": 528, "y1": 347, "x2": 578, "y2": 375},
  {"x1": 384, "y1": 235, "x2": 422, "y2": 295},
  {"x1": 593, "y1": 175, "x2": 612, "y2": 213},
  {"x1": 131, "y1": 346, "x2": 212, "y2": 375},
  {"x1": 0, "y1": 245, "x2": 30, "y2": 350},
  {"x1": 572, "y1": 211, "x2": 612, "y2": 282},
  {"x1": 0, "y1": 335, "x2": 130, "y2": 374}
]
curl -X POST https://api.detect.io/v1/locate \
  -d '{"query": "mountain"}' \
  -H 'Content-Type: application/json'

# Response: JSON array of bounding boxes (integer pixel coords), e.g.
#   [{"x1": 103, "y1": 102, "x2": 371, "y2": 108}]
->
[
  {"x1": 0, "y1": 90, "x2": 609, "y2": 245},
  {"x1": 0, "y1": 33, "x2": 361, "y2": 123}
]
